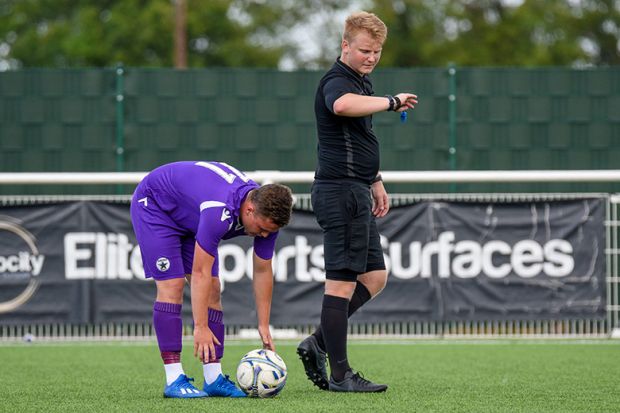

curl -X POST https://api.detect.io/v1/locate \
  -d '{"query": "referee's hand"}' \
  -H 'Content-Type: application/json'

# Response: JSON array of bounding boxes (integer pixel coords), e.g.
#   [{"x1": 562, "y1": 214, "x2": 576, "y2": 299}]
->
[
  {"x1": 395, "y1": 93, "x2": 418, "y2": 112},
  {"x1": 371, "y1": 181, "x2": 389, "y2": 218}
]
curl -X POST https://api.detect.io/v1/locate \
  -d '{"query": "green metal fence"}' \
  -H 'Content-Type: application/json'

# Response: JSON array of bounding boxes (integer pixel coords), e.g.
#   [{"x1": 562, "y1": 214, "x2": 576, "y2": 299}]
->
[{"x1": 1, "y1": 66, "x2": 619, "y2": 194}]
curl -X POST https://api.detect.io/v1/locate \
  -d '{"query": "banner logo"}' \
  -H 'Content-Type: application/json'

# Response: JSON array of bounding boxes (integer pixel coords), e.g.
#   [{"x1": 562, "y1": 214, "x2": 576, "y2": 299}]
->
[
  {"x1": 215, "y1": 233, "x2": 576, "y2": 285},
  {"x1": 0, "y1": 218, "x2": 45, "y2": 313},
  {"x1": 385, "y1": 231, "x2": 575, "y2": 279},
  {"x1": 64, "y1": 232, "x2": 145, "y2": 280}
]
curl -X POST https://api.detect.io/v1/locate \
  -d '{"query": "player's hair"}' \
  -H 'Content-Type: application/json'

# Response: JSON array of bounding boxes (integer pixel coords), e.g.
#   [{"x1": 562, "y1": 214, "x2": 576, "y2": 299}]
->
[
  {"x1": 343, "y1": 11, "x2": 387, "y2": 44},
  {"x1": 250, "y1": 183, "x2": 293, "y2": 227}
]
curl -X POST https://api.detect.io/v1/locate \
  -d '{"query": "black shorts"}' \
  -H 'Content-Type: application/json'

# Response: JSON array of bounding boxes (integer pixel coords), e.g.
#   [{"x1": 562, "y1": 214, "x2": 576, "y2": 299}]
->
[{"x1": 311, "y1": 180, "x2": 386, "y2": 282}]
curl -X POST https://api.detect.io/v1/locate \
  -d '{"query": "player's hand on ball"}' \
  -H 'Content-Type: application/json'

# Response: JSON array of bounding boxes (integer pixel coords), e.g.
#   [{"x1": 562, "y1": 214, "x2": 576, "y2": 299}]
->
[
  {"x1": 193, "y1": 326, "x2": 221, "y2": 362},
  {"x1": 258, "y1": 324, "x2": 275, "y2": 351}
]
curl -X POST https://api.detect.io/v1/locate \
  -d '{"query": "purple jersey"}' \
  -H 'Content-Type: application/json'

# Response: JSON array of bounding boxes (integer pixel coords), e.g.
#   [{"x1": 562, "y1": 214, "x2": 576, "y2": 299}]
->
[{"x1": 131, "y1": 161, "x2": 277, "y2": 279}]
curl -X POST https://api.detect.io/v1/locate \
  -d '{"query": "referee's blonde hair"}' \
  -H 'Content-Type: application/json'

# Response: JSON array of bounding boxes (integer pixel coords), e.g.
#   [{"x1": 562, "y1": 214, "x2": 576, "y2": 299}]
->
[{"x1": 343, "y1": 11, "x2": 387, "y2": 44}]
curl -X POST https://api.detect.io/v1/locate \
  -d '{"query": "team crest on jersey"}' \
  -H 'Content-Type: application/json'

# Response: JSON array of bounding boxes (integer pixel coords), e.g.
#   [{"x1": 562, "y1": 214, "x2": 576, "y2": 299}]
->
[
  {"x1": 156, "y1": 257, "x2": 170, "y2": 272},
  {"x1": 221, "y1": 208, "x2": 231, "y2": 222}
]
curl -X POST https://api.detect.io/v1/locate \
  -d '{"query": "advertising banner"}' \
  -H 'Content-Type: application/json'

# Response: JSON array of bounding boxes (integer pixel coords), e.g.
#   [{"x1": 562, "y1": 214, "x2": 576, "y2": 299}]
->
[{"x1": 0, "y1": 198, "x2": 606, "y2": 325}]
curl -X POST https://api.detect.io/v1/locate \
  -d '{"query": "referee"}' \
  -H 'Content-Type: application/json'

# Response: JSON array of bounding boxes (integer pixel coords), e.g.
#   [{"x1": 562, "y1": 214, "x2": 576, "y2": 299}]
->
[{"x1": 297, "y1": 11, "x2": 417, "y2": 392}]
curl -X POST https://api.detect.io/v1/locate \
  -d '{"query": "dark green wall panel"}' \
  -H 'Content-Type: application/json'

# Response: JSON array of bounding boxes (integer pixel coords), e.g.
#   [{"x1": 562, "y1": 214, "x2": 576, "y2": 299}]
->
[{"x1": 1, "y1": 67, "x2": 619, "y2": 195}]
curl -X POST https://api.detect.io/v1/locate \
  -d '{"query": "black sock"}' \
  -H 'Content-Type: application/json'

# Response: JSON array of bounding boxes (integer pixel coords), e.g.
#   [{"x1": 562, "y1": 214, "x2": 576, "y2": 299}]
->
[
  {"x1": 313, "y1": 282, "x2": 371, "y2": 352},
  {"x1": 321, "y1": 294, "x2": 351, "y2": 382}
]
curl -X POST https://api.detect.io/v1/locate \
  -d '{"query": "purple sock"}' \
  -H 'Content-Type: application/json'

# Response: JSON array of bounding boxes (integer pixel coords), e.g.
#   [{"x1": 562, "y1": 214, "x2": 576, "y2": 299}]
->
[
  {"x1": 153, "y1": 301, "x2": 183, "y2": 362},
  {"x1": 208, "y1": 308, "x2": 224, "y2": 361}
]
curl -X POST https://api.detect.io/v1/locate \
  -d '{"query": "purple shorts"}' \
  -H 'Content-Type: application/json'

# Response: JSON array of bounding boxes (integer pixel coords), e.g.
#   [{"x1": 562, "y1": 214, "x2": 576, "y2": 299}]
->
[{"x1": 130, "y1": 189, "x2": 219, "y2": 281}]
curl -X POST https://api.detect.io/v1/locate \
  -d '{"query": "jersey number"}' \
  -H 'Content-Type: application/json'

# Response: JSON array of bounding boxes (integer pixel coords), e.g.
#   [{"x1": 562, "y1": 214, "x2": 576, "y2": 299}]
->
[{"x1": 195, "y1": 161, "x2": 250, "y2": 184}]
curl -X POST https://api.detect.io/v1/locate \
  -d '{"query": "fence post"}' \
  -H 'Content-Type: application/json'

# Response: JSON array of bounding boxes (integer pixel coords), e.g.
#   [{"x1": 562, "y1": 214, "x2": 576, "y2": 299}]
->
[
  {"x1": 448, "y1": 63, "x2": 457, "y2": 192},
  {"x1": 115, "y1": 63, "x2": 125, "y2": 194},
  {"x1": 115, "y1": 64, "x2": 125, "y2": 172}
]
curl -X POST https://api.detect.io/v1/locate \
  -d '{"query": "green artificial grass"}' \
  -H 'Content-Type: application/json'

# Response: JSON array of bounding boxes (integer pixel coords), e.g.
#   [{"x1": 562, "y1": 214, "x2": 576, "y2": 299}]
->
[{"x1": 1, "y1": 340, "x2": 619, "y2": 413}]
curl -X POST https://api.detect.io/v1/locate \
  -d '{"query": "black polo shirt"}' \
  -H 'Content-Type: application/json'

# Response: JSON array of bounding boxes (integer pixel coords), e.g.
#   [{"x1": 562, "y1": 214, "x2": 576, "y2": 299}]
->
[{"x1": 314, "y1": 57, "x2": 380, "y2": 184}]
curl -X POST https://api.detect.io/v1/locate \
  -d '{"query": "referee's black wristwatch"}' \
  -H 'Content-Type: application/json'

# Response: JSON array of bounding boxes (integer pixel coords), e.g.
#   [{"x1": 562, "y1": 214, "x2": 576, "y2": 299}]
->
[
  {"x1": 385, "y1": 95, "x2": 402, "y2": 111},
  {"x1": 372, "y1": 174, "x2": 383, "y2": 184}
]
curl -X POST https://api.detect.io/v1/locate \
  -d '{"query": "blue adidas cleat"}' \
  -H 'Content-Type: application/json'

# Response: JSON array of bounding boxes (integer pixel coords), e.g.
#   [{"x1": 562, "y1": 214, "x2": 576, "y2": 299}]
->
[
  {"x1": 203, "y1": 374, "x2": 247, "y2": 398},
  {"x1": 164, "y1": 374, "x2": 208, "y2": 398}
]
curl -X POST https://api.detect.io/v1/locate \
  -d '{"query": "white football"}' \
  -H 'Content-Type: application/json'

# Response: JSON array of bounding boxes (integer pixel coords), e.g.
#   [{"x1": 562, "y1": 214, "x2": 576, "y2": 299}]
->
[{"x1": 236, "y1": 348, "x2": 287, "y2": 398}]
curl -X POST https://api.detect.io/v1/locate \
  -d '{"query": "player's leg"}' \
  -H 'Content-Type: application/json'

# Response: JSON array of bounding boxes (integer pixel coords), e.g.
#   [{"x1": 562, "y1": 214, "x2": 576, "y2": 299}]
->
[
  {"x1": 203, "y1": 275, "x2": 224, "y2": 384},
  {"x1": 154, "y1": 278, "x2": 197, "y2": 394},
  {"x1": 328, "y1": 190, "x2": 387, "y2": 392},
  {"x1": 300, "y1": 181, "x2": 387, "y2": 392},
  {"x1": 299, "y1": 272, "x2": 374, "y2": 390},
  {"x1": 357, "y1": 216, "x2": 388, "y2": 298},
  {"x1": 201, "y1": 276, "x2": 245, "y2": 397},
  {"x1": 322, "y1": 275, "x2": 388, "y2": 393},
  {"x1": 357, "y1": 270, "x2": 387, "y2": 296},
  {"x1": 301, "y1": 269, "x2": 385, "y2": 389},
  {"x1": 308, "y1": 279, "x2": 373, "y2": 358},
  {"x1": 302, "y1": 189, "x2": 387, "y2": 348},
  {"x1": 298, "y1": 181, "x2": 351, "y2": 389},
  {"x1": 152, "y1": 277, "x2": 208, "y2": 398},
  {"x1": 179, "y1": 240, "x2": 245, "y2": 397},
  {"x1": 323, "y1": 182, "x2": 387, "y2": 392},
  {"x1": 131, "y1": 197, "x2": 206, "y2": 398},
  {"x1": 325, "y1": 194, "x2": 387, "y2": 392},
  {"x1": 322, "y1": 277, "x2": 356, "y2": 382},
  {"x1": 154, "y1": 279, "x2": 184, "y2": 379}
]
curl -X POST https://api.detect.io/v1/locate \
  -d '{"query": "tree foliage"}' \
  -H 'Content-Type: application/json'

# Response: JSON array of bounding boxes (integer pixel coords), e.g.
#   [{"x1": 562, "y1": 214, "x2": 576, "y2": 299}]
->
[
  {"x1": 0, "y1": 0, "x2": 618, "y2": 69},
  {"x1": 371, "y1": 0, "x2": 620, "y2": 67},
  {"x1": 0, "y1": 0, "x2": 284, "y2": 68}
]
